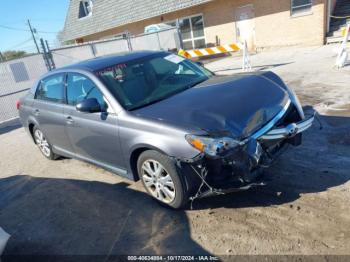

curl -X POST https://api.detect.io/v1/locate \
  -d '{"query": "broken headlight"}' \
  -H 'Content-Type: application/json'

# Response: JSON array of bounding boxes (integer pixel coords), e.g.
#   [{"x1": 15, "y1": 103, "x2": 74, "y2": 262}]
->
[{"x1": 185, "y1": 135, "x2": 242, "y2": 157}]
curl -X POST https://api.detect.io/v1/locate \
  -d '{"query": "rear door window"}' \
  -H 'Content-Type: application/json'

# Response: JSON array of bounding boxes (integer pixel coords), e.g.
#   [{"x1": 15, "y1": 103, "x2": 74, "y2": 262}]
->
[{"x1": 35, "y1": 74, "x2": 65, "y2": 103}]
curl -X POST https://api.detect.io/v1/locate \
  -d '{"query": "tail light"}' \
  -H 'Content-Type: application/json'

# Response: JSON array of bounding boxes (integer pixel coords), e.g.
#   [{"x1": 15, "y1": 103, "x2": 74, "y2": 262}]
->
[{"x1": 16, "y1": 100, "x2": 21, "y2": 110}]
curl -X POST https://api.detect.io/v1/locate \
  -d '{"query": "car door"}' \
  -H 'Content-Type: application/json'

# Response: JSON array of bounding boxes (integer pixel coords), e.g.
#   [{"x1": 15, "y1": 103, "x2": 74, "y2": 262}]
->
[
  {"x1": 64, "y1": 72, "x2": 125, "y2": 169},
  {"x1": 33, "y1": 73, "x2": 73, "y2": 153}
]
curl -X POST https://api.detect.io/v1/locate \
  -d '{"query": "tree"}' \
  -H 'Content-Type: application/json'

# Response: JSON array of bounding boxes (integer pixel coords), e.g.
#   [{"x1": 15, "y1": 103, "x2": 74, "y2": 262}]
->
[{"x1": 1, "y1": 50, "x2": 31, "y2": 61}]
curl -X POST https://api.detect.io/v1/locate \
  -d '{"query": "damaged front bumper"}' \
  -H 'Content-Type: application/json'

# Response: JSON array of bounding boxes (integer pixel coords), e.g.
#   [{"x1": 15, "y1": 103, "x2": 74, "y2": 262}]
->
[
  {"x1": 181, "y1": 101, "x2": 316, "y2": 203},
  {"x1": 185, "y1": 137, "x2": 291, "y2": 203},
  {"x1": 259, "y1": 113, "x2": 315, "y2": 140},
  {"x1": 251, "y1": 99, "x2": 315, "y2": 140}
]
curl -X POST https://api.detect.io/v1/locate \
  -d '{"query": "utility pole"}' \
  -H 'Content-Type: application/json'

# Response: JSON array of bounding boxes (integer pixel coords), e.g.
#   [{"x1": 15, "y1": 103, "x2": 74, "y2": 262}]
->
[{"x1": 27, "y1": 19, "x2": 40, "y2": 54}]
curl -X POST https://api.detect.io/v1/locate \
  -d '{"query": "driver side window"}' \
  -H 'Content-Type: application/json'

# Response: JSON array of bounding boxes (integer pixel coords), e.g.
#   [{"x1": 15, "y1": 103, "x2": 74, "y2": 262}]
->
[{"x1": 66, "y1": 73, "x2": 108, "y2": 111}]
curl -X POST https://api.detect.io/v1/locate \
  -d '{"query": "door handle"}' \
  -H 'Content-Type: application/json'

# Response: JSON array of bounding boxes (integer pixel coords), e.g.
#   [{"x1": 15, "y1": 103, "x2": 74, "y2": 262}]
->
[
  {"x1": 34, "y1": 109, "x2": 40, "y2": 116},
  {"x1": 66, "y1": 116, "x2": 74, "y2": 124}
]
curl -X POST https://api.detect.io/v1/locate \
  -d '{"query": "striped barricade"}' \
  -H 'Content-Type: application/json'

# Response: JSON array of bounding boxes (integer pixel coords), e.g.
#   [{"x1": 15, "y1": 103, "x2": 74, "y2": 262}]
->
[
  {"x1": 341, "y1": 25, "x2": 350, "y2": 37},
  {"x1": 178, "y1": 41, "x2": 251, "y2": 72},
  {"x1": 178, "y1": 43, "x2": 242, "y2": 59}
]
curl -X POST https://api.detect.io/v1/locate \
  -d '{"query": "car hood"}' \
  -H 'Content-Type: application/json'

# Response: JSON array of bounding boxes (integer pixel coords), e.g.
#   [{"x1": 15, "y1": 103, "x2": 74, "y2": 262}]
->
[{"x1": 132, "y1": 73, "x2": 289, "y2": 139}]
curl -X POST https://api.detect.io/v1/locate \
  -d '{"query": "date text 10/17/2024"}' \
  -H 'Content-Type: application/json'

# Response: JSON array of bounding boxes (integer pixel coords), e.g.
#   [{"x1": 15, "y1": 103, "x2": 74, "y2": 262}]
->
[{"x1": 127, "y1": 255, "x2": 220, "y2": 261}]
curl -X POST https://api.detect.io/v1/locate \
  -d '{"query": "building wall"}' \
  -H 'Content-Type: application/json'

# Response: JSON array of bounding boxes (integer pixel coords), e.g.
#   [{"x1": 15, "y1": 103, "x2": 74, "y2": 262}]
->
[
  {"x1": 80, "y1": 0, "x2": 327, "y2": 49},
  {"x1": 253, "y1": 0, "x2": 327, "y2": 48}
]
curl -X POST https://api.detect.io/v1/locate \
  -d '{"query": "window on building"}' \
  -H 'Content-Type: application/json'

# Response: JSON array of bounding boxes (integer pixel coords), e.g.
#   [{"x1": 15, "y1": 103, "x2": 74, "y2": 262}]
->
[
  {"x1": 165, "y1": 14, "x2": 206, "y2": 50},
  {"x1": 35, "y1": 74, "x2": 65, "y2": 103},
  {"x1": 291, "y1": 0, "x2": 312, "y2": 16},
  {"x1": 78, "y1": 0, "x2": 93, "y2": 19}
]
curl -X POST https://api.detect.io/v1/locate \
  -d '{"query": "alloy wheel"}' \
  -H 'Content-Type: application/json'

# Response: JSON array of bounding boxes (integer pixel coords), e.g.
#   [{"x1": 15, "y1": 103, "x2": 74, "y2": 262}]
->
[
  {"x1": 34, "y1": 129, "x2": 51, "y2": 157},
  {"x1": 141, "y1": 159, "x2": 176, "y2": 203}
]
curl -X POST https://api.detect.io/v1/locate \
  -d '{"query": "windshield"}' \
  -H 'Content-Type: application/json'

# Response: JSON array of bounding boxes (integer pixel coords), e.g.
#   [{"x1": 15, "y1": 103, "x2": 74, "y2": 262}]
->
[{"x1": 95, "y1": 53, "x2": 213, "y2": 110}]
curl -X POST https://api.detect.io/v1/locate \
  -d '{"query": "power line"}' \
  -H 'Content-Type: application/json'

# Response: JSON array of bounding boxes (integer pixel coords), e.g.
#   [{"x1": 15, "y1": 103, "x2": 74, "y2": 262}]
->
[
  {"x1": 6, "y1": 38, "x2": 33, "y2": 50},
  {"x1": 30, "y1": 18, "x2": 65, "y2": 22},
  {"x1": 0, "y1": 24, "x2": 28, "y2": 32},
  {"x1": 0, "y1": 18, "x2": 64, "y2": 24},
  {"x1": 0, "y1": 23, "x2": 58, "y2": 34},
  {"x1": 36, "y1": 30, "x2": 59, "y2": 34}
]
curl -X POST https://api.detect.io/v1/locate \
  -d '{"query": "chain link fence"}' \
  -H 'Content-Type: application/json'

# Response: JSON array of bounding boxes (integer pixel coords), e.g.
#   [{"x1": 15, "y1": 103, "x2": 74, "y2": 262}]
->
[
  {"x1": 0, "y1": 28, "x2": 179, "y2": 125},
  {"x1": 51, "y1": 28, "x2": 179, "y2": 68}
]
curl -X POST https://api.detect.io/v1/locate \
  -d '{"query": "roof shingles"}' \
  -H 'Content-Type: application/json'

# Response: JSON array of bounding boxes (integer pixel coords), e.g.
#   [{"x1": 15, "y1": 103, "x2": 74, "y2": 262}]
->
[{"x1": 62, "y1": 0, "x2": 212, "y2": 41}]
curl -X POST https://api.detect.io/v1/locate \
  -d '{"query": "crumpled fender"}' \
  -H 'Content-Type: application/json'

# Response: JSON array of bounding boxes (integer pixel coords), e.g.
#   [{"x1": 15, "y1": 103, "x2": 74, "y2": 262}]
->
[{"x1": 260, "y1": 71, "x2": 305, "y2": 119}]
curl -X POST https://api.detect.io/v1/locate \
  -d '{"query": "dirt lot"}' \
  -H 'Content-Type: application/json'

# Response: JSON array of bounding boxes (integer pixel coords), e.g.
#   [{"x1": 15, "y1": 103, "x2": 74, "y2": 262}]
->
[{"x1": 0, "y1": 45, "x2": 349, "y2": 258}]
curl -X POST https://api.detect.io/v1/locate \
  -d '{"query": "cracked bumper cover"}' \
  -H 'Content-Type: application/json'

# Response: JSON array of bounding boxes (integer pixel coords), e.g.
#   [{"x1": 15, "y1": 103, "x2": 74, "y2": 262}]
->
[{"x1": 182, "y1": 106, "x2": 316, "y2": 165}]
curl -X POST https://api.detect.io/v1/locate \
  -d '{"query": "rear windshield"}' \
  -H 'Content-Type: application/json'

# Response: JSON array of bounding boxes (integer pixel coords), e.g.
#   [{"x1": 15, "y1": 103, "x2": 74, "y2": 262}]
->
[{"x1": 95, "y1": 53, "x2": 212, "y2": 110}]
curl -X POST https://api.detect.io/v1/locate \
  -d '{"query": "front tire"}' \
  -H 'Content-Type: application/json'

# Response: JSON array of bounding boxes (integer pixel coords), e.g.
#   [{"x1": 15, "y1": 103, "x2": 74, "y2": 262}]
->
[
  {"x1": 137, "y1": 150, "x2": 188, "y2": 209},
  {"x1": 33, "y1": 127, "x2": 58, "y2": 160}
]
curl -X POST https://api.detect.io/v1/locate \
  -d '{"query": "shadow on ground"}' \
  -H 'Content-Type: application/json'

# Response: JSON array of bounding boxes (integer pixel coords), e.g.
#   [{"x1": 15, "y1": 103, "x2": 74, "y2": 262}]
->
[
  {"x1": 0, "y1": 176, "x2": 210, "y2": 257},
  {"x1": 1, "y1": 112, "x2": 349, "y2": 258},
  {"x1": 0, "y1": 119, "x2": 22, "y2": 135}
]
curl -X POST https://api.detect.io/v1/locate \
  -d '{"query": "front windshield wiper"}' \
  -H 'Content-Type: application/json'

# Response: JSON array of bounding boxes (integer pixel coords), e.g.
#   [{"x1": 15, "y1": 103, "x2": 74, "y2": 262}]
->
[{"x1": 129, "y1": 97, "x2": 170, "y2": 111}]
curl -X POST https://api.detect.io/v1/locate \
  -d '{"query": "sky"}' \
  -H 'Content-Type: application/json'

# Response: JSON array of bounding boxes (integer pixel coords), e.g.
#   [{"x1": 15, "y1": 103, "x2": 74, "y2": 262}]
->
[{"x1": 0, "y1": 0, "x2": 69, "y2": 53}]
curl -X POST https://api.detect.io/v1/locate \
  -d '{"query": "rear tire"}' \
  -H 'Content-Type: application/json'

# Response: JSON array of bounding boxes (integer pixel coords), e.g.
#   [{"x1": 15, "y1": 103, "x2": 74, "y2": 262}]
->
[
  {"x1": 33, "y1": 126, "x2": 59, "y2": 160},
  {"x1": 137, "y1": 150, "x2": 188, "y2": 209}
]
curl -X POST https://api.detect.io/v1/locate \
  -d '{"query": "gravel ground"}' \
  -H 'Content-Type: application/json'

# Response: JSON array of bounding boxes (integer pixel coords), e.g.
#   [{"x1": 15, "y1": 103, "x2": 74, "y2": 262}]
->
[{"x1": 0, "y1": 44, "x2": 349, "y2": 258}]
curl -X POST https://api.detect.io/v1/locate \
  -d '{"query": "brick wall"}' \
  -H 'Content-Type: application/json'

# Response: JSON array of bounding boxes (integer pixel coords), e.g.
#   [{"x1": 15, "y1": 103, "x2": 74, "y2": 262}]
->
[{"x1": 81, "y1": 0, "x2": 327, "y2": 49}]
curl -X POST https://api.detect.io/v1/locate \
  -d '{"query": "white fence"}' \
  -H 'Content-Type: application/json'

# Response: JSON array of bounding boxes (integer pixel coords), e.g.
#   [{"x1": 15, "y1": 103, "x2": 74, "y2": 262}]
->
[
  {"x1": 51, "y1": 28, "x2": 179, "y2": 68},
  {"x1": 0, "y1": 28, "x2": 179, "y2": 124}
]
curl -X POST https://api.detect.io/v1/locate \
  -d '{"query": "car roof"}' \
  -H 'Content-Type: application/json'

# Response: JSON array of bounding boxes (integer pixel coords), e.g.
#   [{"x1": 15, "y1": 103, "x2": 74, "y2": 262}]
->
[{"x1": 53, "y1": 50, "x2": 167, "y2": 73}]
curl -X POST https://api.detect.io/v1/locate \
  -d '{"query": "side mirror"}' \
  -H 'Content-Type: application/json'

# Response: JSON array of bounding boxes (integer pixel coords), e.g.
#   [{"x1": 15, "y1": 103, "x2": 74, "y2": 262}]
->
[{"x1": 76, "y1": 98, "x2": 101, "y2": 113}]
